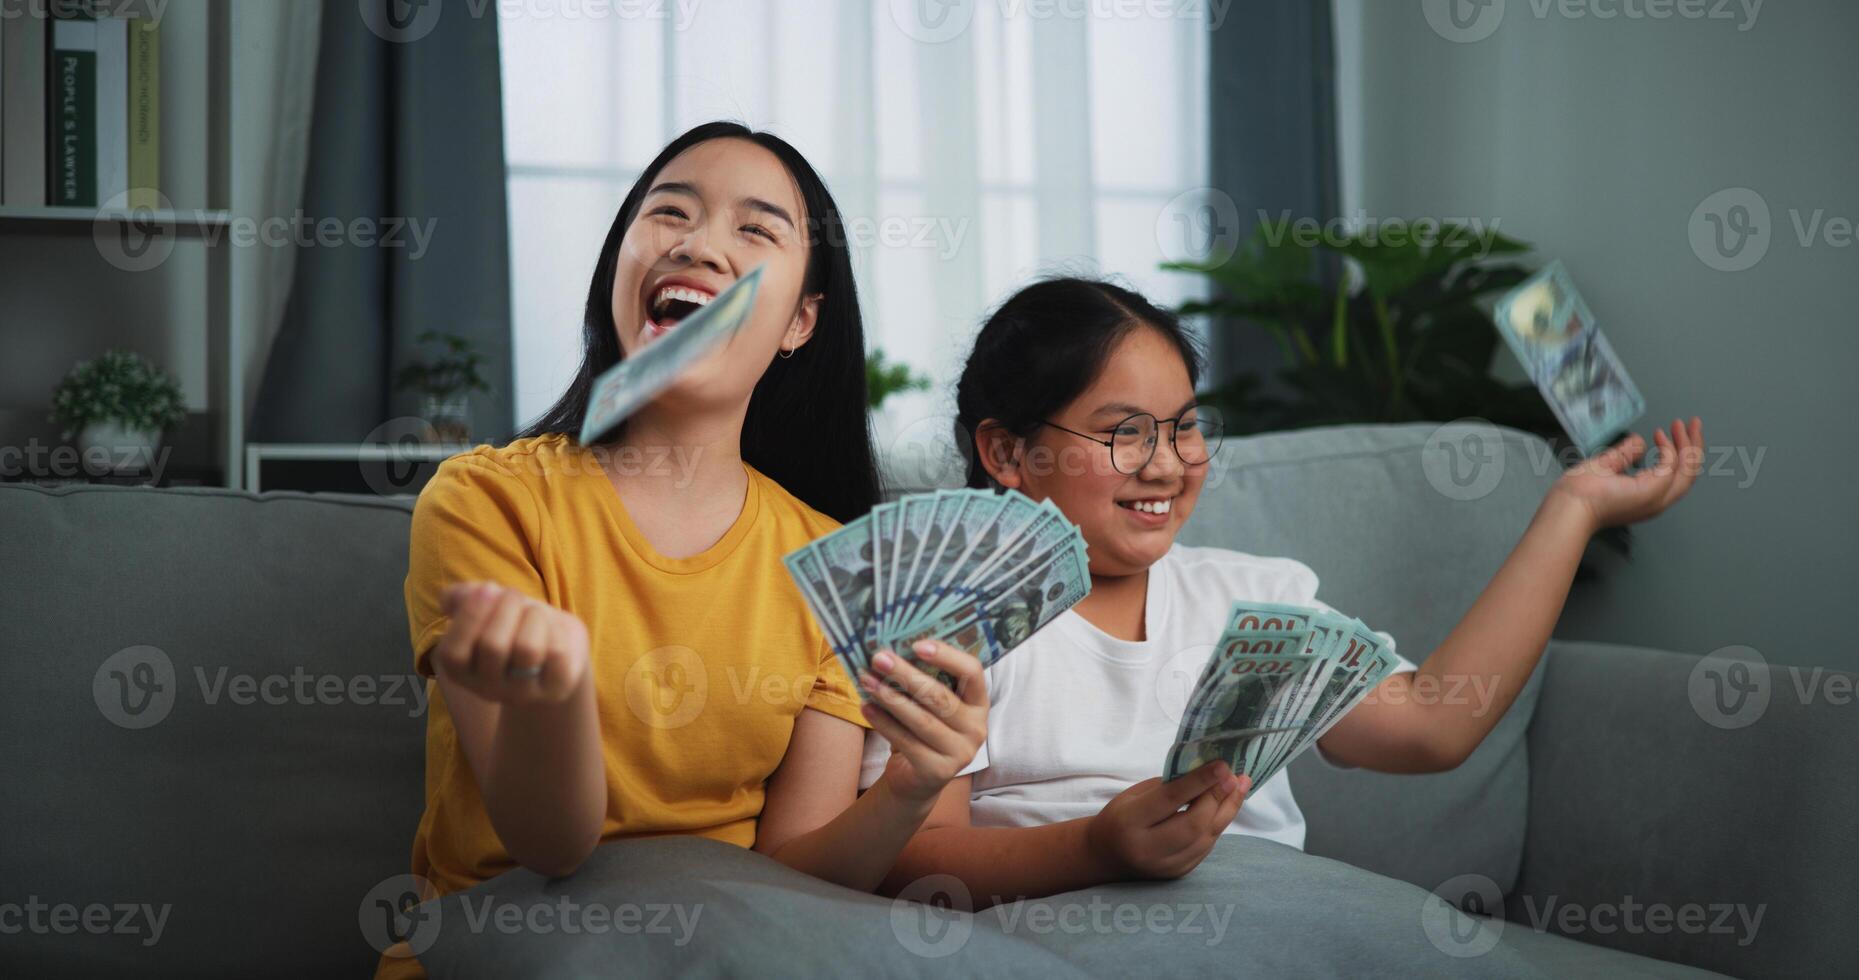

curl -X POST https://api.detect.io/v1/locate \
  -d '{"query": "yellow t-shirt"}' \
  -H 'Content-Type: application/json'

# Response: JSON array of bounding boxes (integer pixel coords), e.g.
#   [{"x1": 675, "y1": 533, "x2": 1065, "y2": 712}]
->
[{"x1": 376, "y1": 433, "x2": 866, "y2": 978}]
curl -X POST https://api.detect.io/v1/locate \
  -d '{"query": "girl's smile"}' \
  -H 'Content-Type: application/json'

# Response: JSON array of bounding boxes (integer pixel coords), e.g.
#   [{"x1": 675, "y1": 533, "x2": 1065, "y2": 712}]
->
[{"x1": 1116, "y1": 493, "x2": 1179, "y2": 527}]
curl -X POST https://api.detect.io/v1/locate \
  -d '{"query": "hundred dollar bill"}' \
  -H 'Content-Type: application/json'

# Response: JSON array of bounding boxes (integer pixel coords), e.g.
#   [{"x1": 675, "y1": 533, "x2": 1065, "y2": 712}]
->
[
  {"x1": 1492, "y1": 260, "x2": 1644, "y2": 456},
  {"x1": 1254, "y1": 646, "x2": 1405, "y2": 788},
  {"x1": 1254, "y1": 619, "x2": 1384, "y2": 779},
  {"x1": 1179, "y1": 638, "x2": 1317, "y2": 744},
  {"x1": 579, "y1": 265, "x2": 764, "y2": 444},
  {"x1": 1164, "y1": 726, "x2": 1299, "y2": 783},
  {"x1": 1183, "y1": 600, "x2": 1323, "y2": 697},
  {"x1": 918, "y1": 498, "x2": 1061, "y2": 627},
  {"x1": 785, "y1": 488, "x2": 1091, "y2": 701}
]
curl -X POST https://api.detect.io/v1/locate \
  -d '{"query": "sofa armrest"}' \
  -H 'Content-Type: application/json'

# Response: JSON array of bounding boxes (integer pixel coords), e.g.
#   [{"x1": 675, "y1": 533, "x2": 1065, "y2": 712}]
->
[{"x1": 1514, "y1": 640, "x2": 1859, "y2": 978}]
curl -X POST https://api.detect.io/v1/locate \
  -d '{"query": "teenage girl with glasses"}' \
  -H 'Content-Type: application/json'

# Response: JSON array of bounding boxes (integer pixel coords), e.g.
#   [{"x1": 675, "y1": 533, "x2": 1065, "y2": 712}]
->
[{"x1": 860, "y1": 276, "x2": 1704, "y2": 902}]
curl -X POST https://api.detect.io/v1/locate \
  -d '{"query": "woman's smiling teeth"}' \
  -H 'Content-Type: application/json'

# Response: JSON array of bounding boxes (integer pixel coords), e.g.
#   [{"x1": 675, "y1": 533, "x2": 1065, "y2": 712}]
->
[
  {"x1": 649, "y1": 285, "x2": 714, "y2": 323},
  {"x1": 641, "y1": 283, "x2": 717, "y2": 344},
  {"x1": 1119, "y1": 498, "x2": 1173, "y2": 515}
]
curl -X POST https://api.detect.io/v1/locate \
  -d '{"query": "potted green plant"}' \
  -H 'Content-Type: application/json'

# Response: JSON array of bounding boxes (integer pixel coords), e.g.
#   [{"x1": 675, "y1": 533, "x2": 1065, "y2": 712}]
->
[
  {"x1": 866, "y1": 348, "x2": 931, "y2": 411},
  {"x1": 49, "y1": 349, "x2": 187, "y2": 474},
  {"x1": 1164, "y1": 220, "x2": 1557, "y2": 435},
  {"x1": 395, "y1": 331, "x2": 491, "y2": 443},
  {"x1": 1164, "y1": 219, "x2": 1629, "y2": 558},
  {"x1": 866, "y1": 349, "x2": 939, "y2": 485}
]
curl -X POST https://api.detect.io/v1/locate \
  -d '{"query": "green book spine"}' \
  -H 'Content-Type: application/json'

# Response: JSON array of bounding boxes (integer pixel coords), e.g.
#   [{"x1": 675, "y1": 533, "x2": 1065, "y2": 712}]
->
[
  {"x1": 127, "y1": 18, "x2": 159, "y2": 209},
  {"x1": 48, "y1": 17, "x2": 97, "y2": 207}
]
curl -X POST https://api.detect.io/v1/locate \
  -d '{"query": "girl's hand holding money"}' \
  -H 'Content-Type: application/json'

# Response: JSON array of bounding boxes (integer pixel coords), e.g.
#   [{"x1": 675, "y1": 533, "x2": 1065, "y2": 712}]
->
[
  {"x1": 1085, "y1": 763, "x2": 1250, "y2": 880},
  {"x1": 862, "y1": 639, "x2": 990, "y2": 806},
  {"x1": 1548, "y1": 417, "x2": 1705, "y2": 534}
]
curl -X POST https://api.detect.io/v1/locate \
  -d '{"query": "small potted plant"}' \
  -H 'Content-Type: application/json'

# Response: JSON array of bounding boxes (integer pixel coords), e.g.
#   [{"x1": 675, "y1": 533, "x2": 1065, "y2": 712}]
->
[
  {"x1": 866, "y1": 348, "x2": 931, "y2": 412},
  {"x1": 395, "y1": 331, "x2": 491, "y2": 443},
  {"x1": 49, "y1": 349, "x2": 187, "y2": 474},
  {"x1": 867, "y1": 349, "x2": 940, "y2": 487}
]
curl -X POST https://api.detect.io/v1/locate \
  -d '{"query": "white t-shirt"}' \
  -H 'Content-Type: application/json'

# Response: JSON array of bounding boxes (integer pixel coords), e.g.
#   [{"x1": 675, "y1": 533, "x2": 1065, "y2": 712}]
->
[{"x1": 859, "y1": 544, "x2": 1417, "y2": 850}]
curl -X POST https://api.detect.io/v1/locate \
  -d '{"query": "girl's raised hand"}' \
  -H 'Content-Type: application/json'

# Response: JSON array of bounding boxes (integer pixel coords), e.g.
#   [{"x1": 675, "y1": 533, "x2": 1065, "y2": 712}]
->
[
  {"x1": 434, "y1": 582, "x2": 591, "y2": 705},
  {"x1": 863, "y1": 639, "x2": 989, "y2": 806},
  {"x1": 1550, "y1": 417, "x2": 1706, "y2": 532}
]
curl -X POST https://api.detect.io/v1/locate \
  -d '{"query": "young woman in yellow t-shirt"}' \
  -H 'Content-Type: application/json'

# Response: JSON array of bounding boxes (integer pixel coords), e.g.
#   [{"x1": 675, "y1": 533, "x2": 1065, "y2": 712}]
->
[{"x1": 378, "y1": 123, "x2": 985, "y2": 974}]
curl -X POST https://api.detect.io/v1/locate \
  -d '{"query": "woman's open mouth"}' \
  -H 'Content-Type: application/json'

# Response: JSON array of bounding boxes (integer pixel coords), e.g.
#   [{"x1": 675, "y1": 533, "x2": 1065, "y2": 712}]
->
[{"x1": 640, "y1": 280, "x2": 718, "y2": 344}]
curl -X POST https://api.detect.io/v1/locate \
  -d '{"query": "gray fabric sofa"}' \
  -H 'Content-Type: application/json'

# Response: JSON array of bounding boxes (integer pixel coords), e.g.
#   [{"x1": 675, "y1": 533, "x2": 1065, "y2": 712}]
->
[{"x1": 3, "y1": 423, "x2": 1849, "y2": 978}]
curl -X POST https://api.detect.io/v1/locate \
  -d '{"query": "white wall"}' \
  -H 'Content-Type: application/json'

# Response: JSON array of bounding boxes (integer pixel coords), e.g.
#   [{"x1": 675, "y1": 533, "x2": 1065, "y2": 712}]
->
[{"x1": 1335, "y1": 0, "x2": 1859, "y2": 671}]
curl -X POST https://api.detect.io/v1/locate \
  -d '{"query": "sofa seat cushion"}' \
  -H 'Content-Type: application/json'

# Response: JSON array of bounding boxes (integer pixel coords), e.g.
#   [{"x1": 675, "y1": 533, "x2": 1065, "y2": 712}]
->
[{"x1": 418, "y1": 835, "x2": 1723, "y2": 979}]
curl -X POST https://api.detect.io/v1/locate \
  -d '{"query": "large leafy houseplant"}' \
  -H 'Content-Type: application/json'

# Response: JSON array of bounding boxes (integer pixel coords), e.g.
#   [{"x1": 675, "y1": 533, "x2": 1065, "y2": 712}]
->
[{"x1": 1164, "y1": 220, "x2": 1628, "y2": 556}]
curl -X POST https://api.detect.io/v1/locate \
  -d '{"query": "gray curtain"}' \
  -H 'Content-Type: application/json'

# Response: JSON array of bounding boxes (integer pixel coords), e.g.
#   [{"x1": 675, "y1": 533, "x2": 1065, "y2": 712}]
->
[
  {"x1": 252, "y1": 0, "x2": 514, "y2": 444},
  {"x1": 1205, "y1": 1, "x2": 1341, "y2": 387}
]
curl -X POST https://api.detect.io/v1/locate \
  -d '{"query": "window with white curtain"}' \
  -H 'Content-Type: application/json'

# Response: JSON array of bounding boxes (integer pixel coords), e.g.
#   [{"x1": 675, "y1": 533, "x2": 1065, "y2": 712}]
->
[{"x1": 498, "y1": 0, "x2": 1210, "y2": 451}]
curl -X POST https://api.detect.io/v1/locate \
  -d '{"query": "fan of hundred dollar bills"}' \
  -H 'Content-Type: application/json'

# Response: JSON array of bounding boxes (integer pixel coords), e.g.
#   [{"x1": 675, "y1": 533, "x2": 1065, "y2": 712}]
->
[
  {"x1": 1166, "y1": 602, "x2": 1404, "y2": 786},
  {"x1": 784, "y1": 488, "x2": 1091, "y2": 696}
]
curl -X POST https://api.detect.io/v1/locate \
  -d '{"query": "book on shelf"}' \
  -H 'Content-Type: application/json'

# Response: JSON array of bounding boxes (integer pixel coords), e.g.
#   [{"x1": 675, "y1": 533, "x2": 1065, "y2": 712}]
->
[
  {"x1": 48, "y1": 12, "x2": 96, "y2": 206},
  {"x1": 127, "y1": 15, "x2": 157, "y2": 209},
  {"x1": 0, "y1": 1, "x2": 161, "y2": 210},
  {"x1": 1, "y1": 3, "x2": 49, "y2": 207},
  {"x1": 94, "y1": 13, "x2": 127, "y2": 206}
]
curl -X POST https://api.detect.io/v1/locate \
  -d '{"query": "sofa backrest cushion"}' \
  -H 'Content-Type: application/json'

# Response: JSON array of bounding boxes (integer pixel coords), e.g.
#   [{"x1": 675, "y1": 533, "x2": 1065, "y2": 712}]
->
[
  {"x1": 1176, "y1": 422, "x2": 1561, "y2": 897},
  {"x1": 0, "y1": 484, "x2": 424, "y2": 977}
]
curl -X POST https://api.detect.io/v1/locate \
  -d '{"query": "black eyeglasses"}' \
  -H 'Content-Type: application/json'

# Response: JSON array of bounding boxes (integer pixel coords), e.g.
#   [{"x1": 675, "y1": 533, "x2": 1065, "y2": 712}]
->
[{"x1": 1039, "y1": 407, "x2": 1225, "y2": 475}]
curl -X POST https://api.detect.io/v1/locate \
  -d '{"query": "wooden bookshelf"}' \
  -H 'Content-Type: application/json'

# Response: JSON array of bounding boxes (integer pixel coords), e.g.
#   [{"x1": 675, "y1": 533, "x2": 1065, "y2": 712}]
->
[
  {"x1": 0, "y1": 205, "x2": 232, "y2": 227},
  {"x1": 0, "y1": 0, "x2": 242, "y2": 487}
]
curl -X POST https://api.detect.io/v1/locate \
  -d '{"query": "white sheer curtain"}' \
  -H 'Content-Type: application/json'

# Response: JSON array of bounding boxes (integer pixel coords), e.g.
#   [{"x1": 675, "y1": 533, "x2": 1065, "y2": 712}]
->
[
  {"x1": 498, "y1": 0, "x2": 1209, "y2": 462},
  {"x1": 228, "y1": 0, "x2": 322, "y2": 486}
]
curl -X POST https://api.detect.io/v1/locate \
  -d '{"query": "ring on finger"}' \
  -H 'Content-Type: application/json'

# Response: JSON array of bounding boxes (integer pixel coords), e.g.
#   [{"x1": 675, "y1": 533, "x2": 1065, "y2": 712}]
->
[{"x1": 506, "y1": 664, "x2": 543, "y2": 679}]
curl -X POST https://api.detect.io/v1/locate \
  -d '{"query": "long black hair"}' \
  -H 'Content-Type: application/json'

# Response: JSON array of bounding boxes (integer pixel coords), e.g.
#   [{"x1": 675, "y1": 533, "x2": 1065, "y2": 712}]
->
[
  {"x1": 954, "y1": 277, "x2": 1205, "y2": 489},
  {"x1": 519, "y1": 121, "x2": 879, "y2": 524}
]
